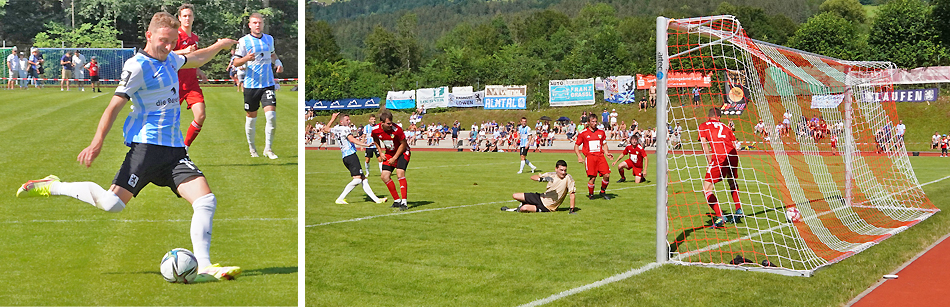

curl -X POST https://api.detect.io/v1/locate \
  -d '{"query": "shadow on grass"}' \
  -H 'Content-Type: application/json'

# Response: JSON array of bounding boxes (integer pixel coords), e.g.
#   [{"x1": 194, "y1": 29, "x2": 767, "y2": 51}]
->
[
  {"x1": 108, "y1": 266, "x2": 297, "y2": 278},
  {"x1": 554, "y1": 207, "x2": 581, "y2": 212},
  {"x1": 204, "y1": 162, "x2": 298, "y2": 167},
  {"x1": 407, "y1": 200, "x2": 434, "y2": 209}
]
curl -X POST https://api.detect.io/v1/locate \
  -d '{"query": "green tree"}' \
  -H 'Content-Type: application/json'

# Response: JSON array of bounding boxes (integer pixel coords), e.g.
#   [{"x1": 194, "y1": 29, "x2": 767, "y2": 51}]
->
[
  {"x1": 363, "y1": 25, "x2": 401, "y2": 75},
  {"x1": 934, "y1": 0, "x2": 950, "y2": 51},
  {"x1": 32, "y1": 19, "x2": 122, "y2": 48},
  {"x1": 788, "y1": 12, "x2": 864, "y2": 60},
  {"x1": 396, "y1": 12, "x2": 422, "y2": 72},
  {"x1": 867, "y1": 0, "x2": 943, "y2": 68},
  {"x1": 819, "y1": 0, "x2": 867, "y2": 24},
  {"x1": 306, "y1": 19, "x2": 342, "y2": 63}
]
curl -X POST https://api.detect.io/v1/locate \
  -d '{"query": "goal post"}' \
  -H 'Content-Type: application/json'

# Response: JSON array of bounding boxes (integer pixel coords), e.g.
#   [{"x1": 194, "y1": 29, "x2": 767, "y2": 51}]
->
[{"x1": 656, "y1": 15, "x2": 939, "y2": 276}]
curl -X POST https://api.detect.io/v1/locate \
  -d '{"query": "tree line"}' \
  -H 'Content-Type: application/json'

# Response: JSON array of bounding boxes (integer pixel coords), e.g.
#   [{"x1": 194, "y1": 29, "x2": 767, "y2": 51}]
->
[{"x1": 308, "y1": 0, "x2": 950, "y2": 106}]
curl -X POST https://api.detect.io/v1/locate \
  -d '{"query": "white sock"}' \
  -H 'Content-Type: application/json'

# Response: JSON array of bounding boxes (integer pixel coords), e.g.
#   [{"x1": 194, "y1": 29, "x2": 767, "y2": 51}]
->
[
  {"x1": 520, "y1": 160, "x2": 525, "y2": 172},
  {"x1": 364, "y1": 162, "x2": 370, "y2": 175},
  {"x1": 378, "y1": 162, "x2": 383, "y2": 173},
  {"x1": 361, "y1": 179, "x2": 381, "y2": 202},
  {"x1": 338, "y1": 178, "x2": 361, "y2": 201},
  {"x1": 190, "y1": 193, "x2": 216, "y2": 269},
  {"x1": 528, "y1": 160, "x2": 536, "y2": 169},
  {"x1": 245, "y1": 117, "x2": 257, "y2": 151},
  {"x1": 50, "y1": 182, "x2": 125, "y2": 212},
  {"x1": 264, "y1": 110, "x2": 276, "y2": 152}
]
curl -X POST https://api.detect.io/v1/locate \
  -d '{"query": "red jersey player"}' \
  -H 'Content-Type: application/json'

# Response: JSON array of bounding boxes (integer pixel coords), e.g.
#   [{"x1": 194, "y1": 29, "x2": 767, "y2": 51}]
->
[
  {"x1": 372, "y1": 109, "x2": 412, "y2": 210},
  {"x1": 174, "y1": 4, "x2": 210, "y2": 147},
  {"x1": 575, "y1": 114, "x2": 614, "y2": 200},
  {"x1": 613, "y1": 136, "x2": 648, "y2": 183},
  {"x1": 698, "y1": 108, "x2": 743, "y2": 227}
]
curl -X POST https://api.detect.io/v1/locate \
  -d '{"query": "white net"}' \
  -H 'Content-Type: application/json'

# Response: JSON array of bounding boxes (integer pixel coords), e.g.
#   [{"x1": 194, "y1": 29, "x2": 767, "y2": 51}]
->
[{"x1": 659, "y1": 16, "x2": 938, "y2": 276}]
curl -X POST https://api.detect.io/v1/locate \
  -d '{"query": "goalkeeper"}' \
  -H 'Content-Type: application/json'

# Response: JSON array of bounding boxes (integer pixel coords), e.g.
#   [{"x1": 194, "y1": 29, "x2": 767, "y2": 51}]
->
[{"x1": 501, "y1": 160, "x2": 576, "y2": 213}]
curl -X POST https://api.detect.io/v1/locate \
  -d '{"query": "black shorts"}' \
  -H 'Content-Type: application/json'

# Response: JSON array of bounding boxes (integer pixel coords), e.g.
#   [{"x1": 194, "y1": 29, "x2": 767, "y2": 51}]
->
[
  {"x1": 113, "y1": 143, "x2": 204, "y2": 197},
  {"x1": 381, "y1": 153, "x2": 410, "y2": 172},
  {"x1": 91, "y1": 75, "x2": 99, "y2": 82},
  {"x1": 519, "y1": 147, "x2": 529, "y2": 156},
  {"x1": 365, "y1": 147, "x2": 379, "y2": 158},
  {"x1": 243, "y1": 86, "x2": 277, "y2": 112},
  {"x1": 342, "y1": 153, "x2": 363, "y2": 177},
  {"x1": 521, "y1": 192, "x2": 550, "y2": 212},
  {"x1": 693, "y1": 95, "x2": 700, "y2": 102}
]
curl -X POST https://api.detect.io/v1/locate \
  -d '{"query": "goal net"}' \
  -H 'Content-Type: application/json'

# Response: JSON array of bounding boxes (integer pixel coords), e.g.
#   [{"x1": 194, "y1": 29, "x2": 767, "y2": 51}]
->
[{"x1": 656, "y1": 16, "x2": 939, "y2": 276}]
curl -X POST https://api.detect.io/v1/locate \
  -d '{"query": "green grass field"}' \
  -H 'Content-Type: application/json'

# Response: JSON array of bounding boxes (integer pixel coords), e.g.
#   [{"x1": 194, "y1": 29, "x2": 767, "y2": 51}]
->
[
  {"x1": 0, "y1": 86, "x2": 298, "y2": 305},
  {"x1": 307, "y1": 149, "x2": 950, "y2": 306}
]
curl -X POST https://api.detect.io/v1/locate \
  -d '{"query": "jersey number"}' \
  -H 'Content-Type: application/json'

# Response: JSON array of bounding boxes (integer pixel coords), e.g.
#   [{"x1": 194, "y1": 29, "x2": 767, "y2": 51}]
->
[{"x1": 710, "y1": 122, "x2": 727, "y2": 139}]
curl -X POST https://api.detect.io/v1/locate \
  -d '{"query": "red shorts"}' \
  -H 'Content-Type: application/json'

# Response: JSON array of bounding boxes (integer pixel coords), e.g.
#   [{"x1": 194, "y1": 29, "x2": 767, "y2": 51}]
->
[
  {"x1": 704, "y1": 154, "x2": 739, "y2": 183},
  {"x1": 179, "y1": 88, "x2": 205, "y2": 109},
  {"x1": 382, "y1": 151, "x2": 412, "y2": 168},
  {"x1": 585, "y1": 155, "x2": 611, "y2": 177},
  {"x1": 621, "y1": 159, "x2": 644, "y2": 176}
]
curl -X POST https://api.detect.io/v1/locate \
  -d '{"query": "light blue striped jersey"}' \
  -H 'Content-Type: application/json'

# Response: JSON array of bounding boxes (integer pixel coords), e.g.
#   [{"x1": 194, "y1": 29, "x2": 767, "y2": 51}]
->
[
  {"x1": 363, "y1": 124, "x2": 377, "y2": 149},
  {"x1": 518, "y1": 125, "x2": 532, "y2": 147},
  {"x1": 115, "y1": 52, "x2": 186, "y2": 147},
  {"x1": 235, "y1": 33, "x2": 276, "y2": 88},
  {"x1": 330, "y1": 125, "x2": 357, "y2": 158}
]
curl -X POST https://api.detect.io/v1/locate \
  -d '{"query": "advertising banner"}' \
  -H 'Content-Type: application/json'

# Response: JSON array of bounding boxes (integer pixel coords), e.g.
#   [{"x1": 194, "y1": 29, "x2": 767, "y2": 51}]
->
[
  {"x1": 636, "y1": 73, "x2": 711, "y2": 89},
  {"x1": 604, "y1": 76, "x2": 636, "y2": 104},
  {"x1": 385, "y1": 90, "x2": 416, "y2": 109},
  {"x1": 721, "y1": 71, "x2": 750, "y2": 116},
  {"x1": 862, "y1": 88, "x2": 939, "y2": 103},
  {"x1": 484, "y1": 85, "x2": 527, "y2": 109},
  {"x1": 549, "y1": 78, "x2": 595, "y2": 107},
  {"x1": 810, "y1": 94, "x2": 846, "y2": 109},
  {"x1": 449, "y1": 90, "x2": 484, "y2": 107},
  {"x1": 452, "y1": 86, "x2": 473, "y2": 94},
  {"x1": 307, "y1": 98, "x2": 381, "y2": 110},
  {"x1": 416, "y1": 86, "x2": 450, "y2": 109}
]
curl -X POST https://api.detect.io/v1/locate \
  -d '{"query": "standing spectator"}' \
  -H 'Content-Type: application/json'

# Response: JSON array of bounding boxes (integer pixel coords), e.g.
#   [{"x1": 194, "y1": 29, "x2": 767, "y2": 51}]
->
[
  {"x1": 942, "y1": 135, "x2": 948, "y2": 157},
  {"x1": 933, "y1": 131, "x2": 941, "y2": 149},
  {"x1": 28, "y1": 48, "x2": 43, "y2": 88},
  {"x1": 894, "y1": 120, "x2": 905, "y2": 145},
  {"x1": 17, "y1": 52, "x2": 28, "y2": 89},
  {"x1": 601, "y1": 108, "x2": 610, "y2": 128},
  {"x1": 692, "y1": 87, "x2": 701, "y2": 105},
  {"x1": 72, "y1": 50, "x2": 86, "y2": 91},
  {"x1": 84, "y1": 56, "x2": 101, "y2": 92},
  {"x1": 451, "y1": 121, "x2": 460, "y2": 148},
  {"x1": 609, "y1": 109, "x2": 618, "y2": 131},
  {"x1": 60, "y1": 51, "x2": 73, "y2": 91},
  {"x1": 6, "y1": 46, "x2": 19, "y2": 90},
  {"x1": 649, "y1": 84, "x2": 657, "y2": 108}
]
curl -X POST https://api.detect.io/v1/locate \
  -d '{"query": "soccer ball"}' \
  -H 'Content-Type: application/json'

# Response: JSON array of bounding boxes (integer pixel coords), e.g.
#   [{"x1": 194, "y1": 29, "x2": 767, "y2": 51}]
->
[
  {"x1": 160, "y1": 248, "x2": 199, "y2": 283},
  {"x1": 785, "y1": 207, "x2": 802, "y2": 223}
]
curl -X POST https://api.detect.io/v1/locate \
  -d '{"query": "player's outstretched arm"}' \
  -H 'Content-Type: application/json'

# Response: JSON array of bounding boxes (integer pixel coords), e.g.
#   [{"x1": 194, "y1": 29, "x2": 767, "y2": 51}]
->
[
  {"x1": 347, "y1": 135, "x2": 369, "y2": 148},
  {"x1": 323, "y1": 113, "x2": 340, "y2": 133},
  {"x1": 182, "y1": 38, "x2": 238, "y2": 69},
  {"x1": 78, "y1": 95, "x2": 129, "y2": 167}
]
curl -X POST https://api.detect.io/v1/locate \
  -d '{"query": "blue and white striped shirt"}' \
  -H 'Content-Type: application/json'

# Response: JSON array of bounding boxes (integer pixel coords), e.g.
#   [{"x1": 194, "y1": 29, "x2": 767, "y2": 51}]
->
[
  {"x1": 235, "y1": 33, "x2": 276, "y2": 88},
  {"x1": 330, "y1": 125, "x2": 357, "y2": 158},
  {"x1": 363, "y1": 124, "x2": 376, "y2": 149},
  {"x1": 115, "y1": 52, "x2": 186, "y2": 147},
  {"x1": 518, "y1": 125, "x2": 532, "y2": 147}
]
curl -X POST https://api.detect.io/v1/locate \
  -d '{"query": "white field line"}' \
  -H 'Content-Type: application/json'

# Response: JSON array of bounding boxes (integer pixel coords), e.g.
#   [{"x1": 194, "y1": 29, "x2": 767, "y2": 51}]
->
[
  {"x1": 1, "y1": 217, "x2": 295, "y2": 224},
  {"x1": 307, "y1": 161, "x2": 522, "y2": 174},
  {"x1": 306, "y1": 184, "x2": 658, "y2": 228},
  {"x1": 519, "y1": 174, "x2": 950, "y2": 306}
]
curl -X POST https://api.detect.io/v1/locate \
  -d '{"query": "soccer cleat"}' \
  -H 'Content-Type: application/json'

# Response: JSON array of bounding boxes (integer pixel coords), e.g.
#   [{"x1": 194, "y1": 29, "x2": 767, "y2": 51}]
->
[
  {"x1": 195, "y1": 264, "x2": 242, "y2": 281},
  {"x1": 263, "y1": 150, "x2": 278, "y2": 160},
  {"x1": 397, "y1": 200, "x2": 408, "y2": 211},
  {"x1": 335, "y1": 199, "x2": 348, "y2": 205},
  {"x1": 713, "y1": 216, "x2": 726, "y2": 228},
  {"x1": 733, "y1": 209, "x2": 744, "y2": 223},
  {"x1": 616, "y1": 178, "x2": 626, "y2": 183},
  {"x1": 517, "y1": 170, "x2": 523, "y2": 174},
  {"x1": 500, "y1": 206, "x2": 510, "y2": 211},
  {"x1": 530, "y1": 166, "x2": 537, "y2": 173},
  {"x1": 600, "y1": 193, "x2": 611, "y2": 200},
  {"x1": 249, "y1": 148, "x2": 260, "y2": 158},
  {"x1": 586, "y1": 194, "x2": 595, "y2": 200},
  {"x1": 16, "y1": 175, "x2": 60, "y2": 198},
  {"x1": 374, "y1": 197, "x2": 388, "y2": 204}
]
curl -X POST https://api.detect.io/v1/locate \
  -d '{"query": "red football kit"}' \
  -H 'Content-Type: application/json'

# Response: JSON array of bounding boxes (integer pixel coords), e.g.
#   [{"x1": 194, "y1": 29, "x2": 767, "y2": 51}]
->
[
  {"x1": 176, "y1": 29, "x2": 204, "y2": 109},
  {"x1": 622, "y1": 144, "x2": 647, "y2": 177},
  {"x1": 698, "y1": 118, "x2": 739, "y2": 183},
  {"x1": 576, "y1": 128, "x2": 610, "y2": 177},
  {"x1": 372, "y1": 124, "x2": 412, "y2": 167}
]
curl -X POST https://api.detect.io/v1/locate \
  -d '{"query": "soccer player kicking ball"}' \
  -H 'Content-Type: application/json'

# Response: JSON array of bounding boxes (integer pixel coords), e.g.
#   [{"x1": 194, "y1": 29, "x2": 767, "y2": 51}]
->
[
  {"x1": 575, "y1": 115, "x2": 613, "y2": 200},
  {"x1": 232, "y1": 12, "x2": 284, "y2": 159},
  {"x1": 698, "y1": 108, "x2": 743, "y2": 228},
  {"x1": 324, "y1": 113, "x2": 387, "y2": 205},
  {"x1": 516, "y1": 117, "x2": 538, "y2": 174},
  {"x1": 613, "y1": 136, "x2": 648, "y2": 183},
  {"x1": 174, "y1": 4, "x2": 212, "y2": 149},
  {"x1": 372, "y1": 110, "x2": 411, "y2": 211},
  {"x1": 16, "y1": 12, "x2": 240, "y2": 282},
  {"x1": 501, "y1": 160, "x2": 576, "y2": 213}
]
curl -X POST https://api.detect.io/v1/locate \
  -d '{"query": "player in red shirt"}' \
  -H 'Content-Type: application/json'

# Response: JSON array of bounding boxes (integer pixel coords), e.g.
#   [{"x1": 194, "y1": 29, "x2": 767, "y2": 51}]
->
[
  {"x1": 613, "y1": 136, "x2": 648, "y2": 183},
  {"x1": 174, "y1": 4, "x2": 211, "y2": 147},
  {"x1": 84, "y1": 56, "x2": 101, "y2": 92},
  {"x1": 371, "y1": 109, "x2": 412, "y2": 210},
  {"x1": 575, "y1": 114, "x2": 613, "y2": 200},
  {"x1": 698, "y1": 108, "x2": 743, "y2": 227}
]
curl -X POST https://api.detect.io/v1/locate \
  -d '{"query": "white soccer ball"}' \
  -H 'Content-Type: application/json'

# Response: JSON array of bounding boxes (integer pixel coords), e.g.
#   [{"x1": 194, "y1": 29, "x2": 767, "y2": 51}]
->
[
  {"x1": 785, "y1": 207, "x2": 802, "y2": 223},
  {"x1": 160, "y1": 248, "x2": 199, "y2": 283}
]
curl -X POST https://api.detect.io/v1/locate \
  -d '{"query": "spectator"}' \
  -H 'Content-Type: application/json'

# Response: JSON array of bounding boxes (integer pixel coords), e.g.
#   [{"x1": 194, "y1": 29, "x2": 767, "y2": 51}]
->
[
  {"x1": 72, "y1": 50, "x2": 86, "y2": 91},
  {"x1": 649, "y1": 84, "x2": 657, "y2": 108},
  {"x1": 84, "y1": 56, "x2": 102, "y2": 92},
  {"x1": 28, "y1": 47, "x2": 43, "y2": 88},
  {"x1": 601, "y1": 108, "x2": 610, "y2": 128},
  {"x1": 60, "y1": 51, "x2": 73, "y2": 91},
  {"x1": 692, "y1": 87, "x2": 701, "y2": 105},
  {"x1": 895, "y1": 120, "x2": 905, "y2": 145},
  {"x1": 17, "y1": 52, "x2": 27, "y2": 89},
  {"x1": 639, "y1": 96, "x2": 647, "y2": 112},
  {"x1": 933, "y1": 131, "x2": 941, "y2": 149},
  {"x1": 609, "y1": 109, "x2": 618, "y2": 130},
  {"x1": 6, "y1": 46, "x2": 18, "y2": 90}
]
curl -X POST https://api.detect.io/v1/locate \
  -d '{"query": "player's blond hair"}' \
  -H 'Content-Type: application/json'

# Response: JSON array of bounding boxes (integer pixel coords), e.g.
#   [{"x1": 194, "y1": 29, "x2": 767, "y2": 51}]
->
[{"x1": 148, "y1": 12, "x2": 180, "y2": 32}]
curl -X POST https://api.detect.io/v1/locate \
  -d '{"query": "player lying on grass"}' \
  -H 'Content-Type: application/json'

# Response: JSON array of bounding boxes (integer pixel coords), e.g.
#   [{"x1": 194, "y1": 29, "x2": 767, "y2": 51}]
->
[
  {"x1": 323, "y1": 112, "x2": 387, "y2": 205},
  {"x1": 613, "y1": 135, "x2": 648, "y2": 183},
  {"x1": 698, "y1": 107, "x2": 744, "y2": 228},
  {"x1": 16, "y1": 12, "x2": 240, "y2": 282},
  {"x1": 501, "y1": 160, "x2": 576, "y2": 213}
]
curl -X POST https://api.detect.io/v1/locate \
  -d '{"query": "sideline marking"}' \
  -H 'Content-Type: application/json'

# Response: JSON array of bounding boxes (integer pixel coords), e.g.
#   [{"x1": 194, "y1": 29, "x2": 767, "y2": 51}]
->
[
  {"x1": 306, "y1": 184, "x2": 657, "y2": 227},
  {"x1": 2, "y1": 217, "x2": 295, "y2": 224}
]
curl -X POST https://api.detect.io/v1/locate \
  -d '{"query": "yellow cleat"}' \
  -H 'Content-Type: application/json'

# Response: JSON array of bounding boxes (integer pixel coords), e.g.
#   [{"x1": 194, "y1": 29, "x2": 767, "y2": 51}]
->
[
  {"x1": 374, "y1": 197, "x2": 388, "y2": 204},
  {"x1": 16, "y1": 175, "x2": 60, "y2": 198},
  {"x1": 335, "y1": 199, "x2": 348, "y2": 205},
  {"x1": 195, "y1": 264, "x2": 242, "y2": 282}
]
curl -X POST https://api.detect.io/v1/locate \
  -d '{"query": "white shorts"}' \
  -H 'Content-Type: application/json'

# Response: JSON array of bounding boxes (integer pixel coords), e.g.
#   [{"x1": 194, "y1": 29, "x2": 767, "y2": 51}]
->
[{"x1": 73, "y1": 70, "x2": 84, "y2": 78}]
